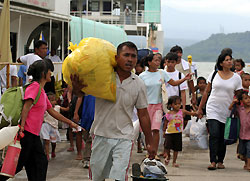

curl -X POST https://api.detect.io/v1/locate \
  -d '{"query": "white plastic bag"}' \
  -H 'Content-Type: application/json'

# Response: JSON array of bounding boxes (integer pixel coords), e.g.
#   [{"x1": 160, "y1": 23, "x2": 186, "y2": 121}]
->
[
  {"x1": 183, "y1": 117, "x2": 196, "y2": 136},
  {"x1": 132, "y1": 119, "x2": 140, "y2": 142},
  {"x1": 189, "y1": 117, "x2": 208, "y2": 150}
]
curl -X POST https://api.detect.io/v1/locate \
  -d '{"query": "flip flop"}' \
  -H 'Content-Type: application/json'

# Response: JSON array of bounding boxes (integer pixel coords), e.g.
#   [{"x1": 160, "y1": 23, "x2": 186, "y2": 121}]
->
[
  {"x1": 217, "y1": 163, "x2": 225, "y2": 169},
  {"x1": 208, "y1": 163, "x2": 216, "y2": 170},
  {"x1": 172, "y1": 163, "x2": 179, "y2": 168},
  {"x1": 67, "y1": 147, "x2": 74, "y2": 152}
]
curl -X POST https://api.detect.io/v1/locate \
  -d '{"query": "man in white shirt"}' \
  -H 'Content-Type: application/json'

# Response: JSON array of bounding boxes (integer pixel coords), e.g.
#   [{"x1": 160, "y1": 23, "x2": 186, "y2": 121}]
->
[
  {"x1": 170, "y1": 45, "x2": 196, "y2": 127},
  {"x1": 17, "y1": 40, "x2": 48, "y2": 81},
  {"x1": 46, "y1": 49, "x2": 61, "y2": 62},
  {"x1": 71, "y1": 41, "x2": 156, "y2": 181}
]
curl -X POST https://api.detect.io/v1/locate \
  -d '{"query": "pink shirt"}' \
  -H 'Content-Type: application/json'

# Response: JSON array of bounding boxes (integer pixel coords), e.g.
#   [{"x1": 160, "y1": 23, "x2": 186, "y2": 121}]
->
[
  {"x1": 237, "y1": 106, "x2": 250, "y2": 140},
  {"x1": 24, "y1": 82, "x2": 52, "y2": 136},
  {"x1": 165, "y1": 110, "x2": 183, "y2": 134}
]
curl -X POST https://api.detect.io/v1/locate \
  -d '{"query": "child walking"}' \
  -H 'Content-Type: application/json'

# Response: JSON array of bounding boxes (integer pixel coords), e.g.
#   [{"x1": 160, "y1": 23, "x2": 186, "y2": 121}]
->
[
  {"x1": 16, "y1": 59, "x2": 79, "y2": 181},
  {"x1": 40, "y1": 92, "x2": 69, "y2": 160},
  {"x1": 230, "y1": 90, "x2": 250, "y2": 171},
  {"x1": 163, "y1": 96, "x2": 197, "y2": 167}
]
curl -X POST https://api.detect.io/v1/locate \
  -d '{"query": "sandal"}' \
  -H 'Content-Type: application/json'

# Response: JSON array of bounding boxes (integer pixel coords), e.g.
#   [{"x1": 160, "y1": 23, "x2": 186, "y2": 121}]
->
[
  {"x1": 164, "y1": 158, "x2": 170, "y2": 165},
  {"x1": 208, "y1": 162, "x2": 216, "y2": 170},
  {"x1": 172, "y1": 163, "x2": 179, "y2": 168},
  {"x1": 67, "y1": 147, "x2": 74, "y2": 152},
  {"x1": 217, "y1": 163, "x2": 225, "y2": 169}
]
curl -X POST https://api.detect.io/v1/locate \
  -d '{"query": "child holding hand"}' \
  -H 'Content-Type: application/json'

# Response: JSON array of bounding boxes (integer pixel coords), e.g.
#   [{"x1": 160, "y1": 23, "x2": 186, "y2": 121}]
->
[{"x1": 163, "y1": 96, "x2": 197, "y2": 167}]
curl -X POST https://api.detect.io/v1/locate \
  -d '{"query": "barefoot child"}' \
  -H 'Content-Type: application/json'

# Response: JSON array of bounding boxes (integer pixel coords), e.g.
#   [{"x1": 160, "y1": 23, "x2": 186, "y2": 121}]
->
[
  {"x1": 229, "y1": 90, "x2": 250, "y2": 171},
  {"x1": 16, "y1": 59, "x2": 79, "y2": 181},
  {"x1": 40, "y1": 92, "x2": 69, "y2": 160},
  {"x1": 163, "y1": 96, "x2": 197, "y2": 167}
]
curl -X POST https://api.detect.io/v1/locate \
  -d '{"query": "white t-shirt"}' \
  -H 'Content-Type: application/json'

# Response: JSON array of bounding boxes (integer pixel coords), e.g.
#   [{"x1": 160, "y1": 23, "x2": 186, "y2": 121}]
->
[
  {"x1": 90, "y1": 73, "x2": 148, "y2": 140},
  {"x1": 0, "y1": 65, "x2": 17, "y2": 92},
  {"x1": 139, "y1": 70, "x2": 171, "y2": 104},
  {"x1": 20, "y1": 53, "x2": 42, "y2": 80},
  {"x1": 206, "y1": 72, "x2": 242, "y2": 123},
  {"x1": 44, "y1": 105, "x2": 60, "y2": 129},
  {"x1": 46, "y1": 55, "x2": 61, "y2": 62},
  {"x1": 165, "y1": 70, "x2": 188, "y2": 97}
]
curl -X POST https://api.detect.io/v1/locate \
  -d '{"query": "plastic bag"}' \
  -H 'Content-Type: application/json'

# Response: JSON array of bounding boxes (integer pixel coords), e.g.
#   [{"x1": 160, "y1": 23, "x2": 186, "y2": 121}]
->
[
  {"x1": 62, "y1": 38, "x2": 117, "y2": 102},
  {"x1": 183, "y1": 117, "x2": 196, "y2": 136},
  {"x1": 132, "y1": 119, "x2": 140, "y2": 142},
  {"x1": 142, "y1": 158, "x2": 167, "y2": 178},
  {"x1": 189, "y1": 117, "x2": 208, "y2": 149}
]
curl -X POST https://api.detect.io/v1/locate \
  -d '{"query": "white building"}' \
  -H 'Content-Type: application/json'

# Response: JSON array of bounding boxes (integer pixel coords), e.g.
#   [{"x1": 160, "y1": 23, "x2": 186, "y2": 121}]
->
[
  {"x1": 0, "y1": 0, "x2": 71, "y2": 62},
  {"x1": 70, "y1": 0, "x2": 164, "y2": 53}
]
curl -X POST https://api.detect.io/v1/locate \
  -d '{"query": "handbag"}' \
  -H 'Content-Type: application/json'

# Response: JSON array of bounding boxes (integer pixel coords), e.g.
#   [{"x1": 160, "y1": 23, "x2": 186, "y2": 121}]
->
[
  {"x1": 159, "y1": 70, "x2": 168, "y2": 113},
  {"x1": 224, "y1": 104, "x2": 240, "y2": 145}
]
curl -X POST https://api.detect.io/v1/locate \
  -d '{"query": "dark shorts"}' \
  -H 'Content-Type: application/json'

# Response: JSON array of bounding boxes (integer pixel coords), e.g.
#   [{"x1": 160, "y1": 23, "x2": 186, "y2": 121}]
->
[
  {"x1": 239, "y1": 139, "x2": 250, "y2": 158},
  {"x1": 164, "y1": 133, "x2": 182, "y2": 151}
]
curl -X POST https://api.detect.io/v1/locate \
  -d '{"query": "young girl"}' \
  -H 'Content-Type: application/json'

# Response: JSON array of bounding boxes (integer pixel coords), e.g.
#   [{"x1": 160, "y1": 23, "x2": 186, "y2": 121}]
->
[
  {"x1": 234, "y1": 59, "x2": 245, "y2": 75},
  {"x1": 40, "y1": 92, "x2": 69, "y2": 160},
  {"x1": 163, "y1": 96, "x2": 197, "y2": 167},
  {"x1": 16, "y1": 59, "x2": 79, "y2": 181},
  {"x1": 229, "y1": 90, "x2": 250, "y2": 171}
]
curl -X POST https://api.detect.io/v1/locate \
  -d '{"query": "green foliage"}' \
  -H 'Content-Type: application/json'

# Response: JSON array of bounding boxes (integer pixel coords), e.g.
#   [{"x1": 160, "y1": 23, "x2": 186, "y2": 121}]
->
[{"x1": 181, "y1": 32, "x2": 250, "y2": 62}]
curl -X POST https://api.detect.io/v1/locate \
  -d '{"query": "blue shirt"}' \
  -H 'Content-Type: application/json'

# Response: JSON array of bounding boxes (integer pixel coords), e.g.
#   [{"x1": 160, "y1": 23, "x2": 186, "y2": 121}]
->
[
  {"x1": 17, "y1": 65, "x2": 27, "y2": 85},
  {"x1": 139, "y1": 70, "x2": 171, "y2": 104}
]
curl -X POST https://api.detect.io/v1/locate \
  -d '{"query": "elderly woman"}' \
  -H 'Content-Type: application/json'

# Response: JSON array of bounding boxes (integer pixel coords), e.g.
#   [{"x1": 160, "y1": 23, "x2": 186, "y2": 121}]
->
[
  {"x1": 139, "y1": 54, "x2": 191, "y2": 158},
  {"x1": 198, "y1": 53, "x2": 242, "y2": 170}
]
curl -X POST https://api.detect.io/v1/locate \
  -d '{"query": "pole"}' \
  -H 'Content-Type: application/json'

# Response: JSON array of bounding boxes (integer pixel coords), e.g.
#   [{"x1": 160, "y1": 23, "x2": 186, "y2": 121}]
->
[
  {"x1": 111, "y1": 0, "x2": 113, "y2": 24},
  {"x1": 17, "y1": 14, "x2": 22, "y2": 58},
  {"x1": 6, "y1": 64, "x2": 10, "y2": 89},
  {"x1": 49, "y1": 19, "x2": 52, "y2": 58},
  {"x1": 62, "y1": 21, "x2": 65, "y2": 61}
]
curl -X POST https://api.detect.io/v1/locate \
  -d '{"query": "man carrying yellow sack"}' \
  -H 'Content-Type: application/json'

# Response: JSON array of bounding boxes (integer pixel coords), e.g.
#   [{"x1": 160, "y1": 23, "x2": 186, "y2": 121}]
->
[{"x1": 71, "y1": 41, "x2": 156, "y2": 181}]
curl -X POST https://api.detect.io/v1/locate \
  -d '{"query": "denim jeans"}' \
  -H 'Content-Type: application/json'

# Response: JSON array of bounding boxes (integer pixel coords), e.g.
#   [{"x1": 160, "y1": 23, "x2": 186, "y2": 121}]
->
[{"x1": 207, "y1": 119, "x2": 226, "y2": 163}]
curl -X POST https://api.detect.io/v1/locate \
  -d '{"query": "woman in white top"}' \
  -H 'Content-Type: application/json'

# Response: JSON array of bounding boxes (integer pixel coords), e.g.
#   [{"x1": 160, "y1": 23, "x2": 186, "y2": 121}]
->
[
  {"x1": 198, "y1": 53, "x2": 242, "y2": 170},
  {"x1": 139, "y1": 54, "x2": 192, "y2": 157}
]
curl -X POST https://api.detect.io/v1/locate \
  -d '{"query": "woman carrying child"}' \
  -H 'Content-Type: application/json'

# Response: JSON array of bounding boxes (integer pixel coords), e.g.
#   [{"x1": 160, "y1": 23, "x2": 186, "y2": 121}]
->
[
  {"x1": 163, "y1": 96, "x2": 197, "y2": 167},
  {"x1": 16, "y1": 59, "x2": 79, "y2": 181},
  {"x1": 198, "y1": 53, "x2": 242, "y2": 170}
]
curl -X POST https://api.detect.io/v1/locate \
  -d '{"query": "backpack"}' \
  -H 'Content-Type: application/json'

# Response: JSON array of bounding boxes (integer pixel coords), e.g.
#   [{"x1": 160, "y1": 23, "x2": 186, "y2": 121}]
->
[{"x1": 0, "y1": 83, "x2": 41, "y2": 129}]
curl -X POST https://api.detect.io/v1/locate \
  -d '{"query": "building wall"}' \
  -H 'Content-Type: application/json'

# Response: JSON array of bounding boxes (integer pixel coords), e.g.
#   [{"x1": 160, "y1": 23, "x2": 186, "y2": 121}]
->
[{"x1": 53, "y1": 0, "x2": 70, "y2": 16}]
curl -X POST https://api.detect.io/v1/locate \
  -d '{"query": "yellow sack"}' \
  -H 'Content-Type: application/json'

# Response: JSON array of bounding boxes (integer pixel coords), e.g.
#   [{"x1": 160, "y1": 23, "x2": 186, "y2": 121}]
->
[{"x1": 62, "y1": 38, "x2": 117, "y2": 102}]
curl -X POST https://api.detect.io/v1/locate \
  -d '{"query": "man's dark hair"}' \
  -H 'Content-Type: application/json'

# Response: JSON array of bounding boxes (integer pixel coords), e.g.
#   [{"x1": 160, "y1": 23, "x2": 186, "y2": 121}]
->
[
  {"x1": 170, "y1": 45, "x2": 183, "y2": 53},
  {"x1": 34, "y1": 40, "x2": 47, "y2": 49},
  {"x1": 165, "y1": 52, "x2": 178, "y2": 61},
  {"x1": 117, "y1": 41, "x2": 138, "y2": 55},
  {"x1": 197, "y1": 76, "x2": 206, "y2": 84},
  {"x1": 216, "y1": 53, "x2": 232, "y2": 71}
]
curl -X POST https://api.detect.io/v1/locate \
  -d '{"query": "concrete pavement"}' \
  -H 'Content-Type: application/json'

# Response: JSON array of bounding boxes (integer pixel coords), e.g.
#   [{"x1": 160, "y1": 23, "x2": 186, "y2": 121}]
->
[{"x1": 10, "y1": 130, "x2": 250, "y2": 181}]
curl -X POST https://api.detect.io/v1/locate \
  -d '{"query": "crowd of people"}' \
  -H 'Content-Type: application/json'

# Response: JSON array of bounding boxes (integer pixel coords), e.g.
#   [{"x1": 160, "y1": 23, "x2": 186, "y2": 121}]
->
[{"x1": 0, "y1": 40, "x2": 249, "y2": 181}]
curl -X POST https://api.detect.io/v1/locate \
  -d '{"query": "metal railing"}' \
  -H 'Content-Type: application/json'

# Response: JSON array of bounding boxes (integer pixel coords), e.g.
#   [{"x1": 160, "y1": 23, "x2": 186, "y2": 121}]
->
[{"x1": 70, "y1": 10, "x2": 160, "y2": 25}]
